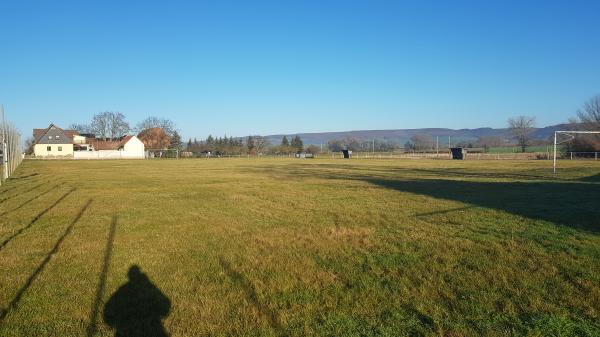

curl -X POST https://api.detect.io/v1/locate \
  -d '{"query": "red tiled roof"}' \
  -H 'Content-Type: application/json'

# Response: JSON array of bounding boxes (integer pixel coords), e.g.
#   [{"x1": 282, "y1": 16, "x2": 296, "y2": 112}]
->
[{"x1": 90, "y1": 136, "x2": 134, "y2": 150}]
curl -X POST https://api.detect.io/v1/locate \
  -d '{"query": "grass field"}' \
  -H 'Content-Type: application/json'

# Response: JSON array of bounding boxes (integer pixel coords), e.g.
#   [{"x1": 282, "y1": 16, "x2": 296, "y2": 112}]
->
[
  {"x1": 0, "y1": 158, "x2": 599, "y2": 336},
  {"x1": 487, "y1": 146, "x2": 551, "y2": 154}
]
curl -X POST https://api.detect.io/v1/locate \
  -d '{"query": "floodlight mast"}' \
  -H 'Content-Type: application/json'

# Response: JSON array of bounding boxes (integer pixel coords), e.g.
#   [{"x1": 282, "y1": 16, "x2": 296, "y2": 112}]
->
[{"x1": 553, "y1": 130, "x2": 600, "y2": 174}]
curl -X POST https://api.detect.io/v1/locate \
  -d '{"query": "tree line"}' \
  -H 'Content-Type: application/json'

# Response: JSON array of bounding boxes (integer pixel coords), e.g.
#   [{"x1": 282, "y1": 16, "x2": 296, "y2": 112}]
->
[{"x1": 28, "y1": 94, "x2": 600, "y2": 155}]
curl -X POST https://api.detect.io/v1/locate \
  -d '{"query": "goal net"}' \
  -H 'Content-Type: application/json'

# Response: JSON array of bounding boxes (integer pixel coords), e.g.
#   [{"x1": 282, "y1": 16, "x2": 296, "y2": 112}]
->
[{"x1": 553, "y1": 131, "x2": 600, "y2": 173}]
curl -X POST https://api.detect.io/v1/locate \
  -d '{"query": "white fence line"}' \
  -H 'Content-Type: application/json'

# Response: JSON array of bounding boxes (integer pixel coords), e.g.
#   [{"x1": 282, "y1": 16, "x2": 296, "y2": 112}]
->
[{"x1": 74, "y1": 150, "x2": 145, "y2": 159}]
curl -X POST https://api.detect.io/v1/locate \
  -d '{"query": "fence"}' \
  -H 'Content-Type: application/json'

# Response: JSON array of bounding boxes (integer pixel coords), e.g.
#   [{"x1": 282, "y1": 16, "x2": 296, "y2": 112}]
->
[
  {"x1": 565, "y1": 152, "x2": 599, "y2": 160},
  {"x1": 313, "y1": 151, "x2": 549, "y2": 160},
  {"x1": 0, "y1": 105, "x2": 23, "y2": 186},
  {"x1": 74, "y1": 150, "x2": 145, "y2": 159},
  {"x1": 134, "y1": 149, "x2": 600, "y2": 161}
]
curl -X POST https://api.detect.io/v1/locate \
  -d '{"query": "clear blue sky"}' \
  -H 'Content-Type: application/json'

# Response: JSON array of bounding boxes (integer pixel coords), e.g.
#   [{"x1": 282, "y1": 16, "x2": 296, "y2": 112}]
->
[{"x1": 1, "y1": 0, "x2": 599, "y2": 140}]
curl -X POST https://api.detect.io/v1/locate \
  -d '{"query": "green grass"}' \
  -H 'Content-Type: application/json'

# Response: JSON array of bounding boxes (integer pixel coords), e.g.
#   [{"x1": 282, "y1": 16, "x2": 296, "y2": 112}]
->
[
  {"x1": 0, "y1": 158, "x2": 599, "y2": 336},
  {"x1": 487, "y1": 146, "x2": 551, "y2": 153}
]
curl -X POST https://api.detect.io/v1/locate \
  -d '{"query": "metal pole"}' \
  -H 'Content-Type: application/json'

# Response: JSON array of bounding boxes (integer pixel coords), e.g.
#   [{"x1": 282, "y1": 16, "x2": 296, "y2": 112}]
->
[{"x1": 553, "y1": 132, "x2": 557, "y2": 174}]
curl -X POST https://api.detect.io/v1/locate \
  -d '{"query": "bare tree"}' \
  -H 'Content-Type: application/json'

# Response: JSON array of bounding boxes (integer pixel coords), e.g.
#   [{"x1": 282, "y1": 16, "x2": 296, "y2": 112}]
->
[
  {"x1": 570, "y1": 95, "x2": 600, "y2": 151},
  {"x1": 90, "y1": 111, "x2": 130, "y2": 140},
  {"x1": 577, "y1": 94, "x2": 600, "y2": 127},
  {"x1": 507, "y1": 116, "x2": 535, "y2": 152},
  {"x1": 253, "y1": 136, "x2": 269, "y2": 154},
  {"x1": 410, "y1": 133, "x2": 434, "y2": 152},
  {"x1": 136, "y1": 117, "x2": 176, "y2": 136},
  {"x1": 68, "y1": 123, "x2": 91, "y2": 134}
]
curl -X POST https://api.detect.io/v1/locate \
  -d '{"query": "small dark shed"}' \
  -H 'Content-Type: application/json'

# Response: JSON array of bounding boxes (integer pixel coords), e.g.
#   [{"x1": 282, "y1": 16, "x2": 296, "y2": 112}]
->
[
  {"x1": 341, "y1": 149, "x2": 352, "y2": 159},
  {"x1": 450, "y1": 147, "x2": 466, "y2": 160}
]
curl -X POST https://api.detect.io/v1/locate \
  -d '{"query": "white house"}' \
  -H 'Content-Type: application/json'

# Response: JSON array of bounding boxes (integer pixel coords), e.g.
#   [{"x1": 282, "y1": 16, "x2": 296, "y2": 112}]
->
[{"x1": 74, "y1": 135, "x2": 146, "y2": 159}]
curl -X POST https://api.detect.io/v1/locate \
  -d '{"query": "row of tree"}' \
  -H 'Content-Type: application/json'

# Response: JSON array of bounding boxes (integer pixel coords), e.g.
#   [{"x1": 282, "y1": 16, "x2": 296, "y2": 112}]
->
[
  {"x1": 69, "y1": 112, "x2": 177, "y2": 141},
  {"x1": 40, "y1": 94, "x2": 600, "y2": 155},
  {"x1": 67, "y1": 112, "x2": 183, "y2": 150},
  {"x1": 182, "y1": 135, "x2": 304, "y2": 155}
]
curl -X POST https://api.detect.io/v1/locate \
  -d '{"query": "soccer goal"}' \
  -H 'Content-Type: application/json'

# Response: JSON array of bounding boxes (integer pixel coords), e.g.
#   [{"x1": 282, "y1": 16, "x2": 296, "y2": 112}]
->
[{"x1": 553, "y1": 130, "x2": 600, "y2": 173}]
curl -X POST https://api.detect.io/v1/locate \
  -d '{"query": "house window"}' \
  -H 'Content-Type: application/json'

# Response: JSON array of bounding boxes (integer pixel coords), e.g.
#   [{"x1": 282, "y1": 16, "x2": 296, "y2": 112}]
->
[
  {"x1": 56, "y1": 136, "x2": 60, "y2": 139},
  {"x1": 58, "y1": 146, "x2": 62, "y2": 151},
  {"x1": 48, "y1": 136, "x2": 52, "y2": 140},
  {"x1": 47, "y1": 146, "x2": 51, "y2": 151}
]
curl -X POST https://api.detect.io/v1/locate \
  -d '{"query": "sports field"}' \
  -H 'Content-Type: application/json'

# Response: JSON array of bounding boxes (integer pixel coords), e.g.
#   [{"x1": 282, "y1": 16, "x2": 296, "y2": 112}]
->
[{"x1": 0, "y1": 158, "x2": 598, "y2": 336}]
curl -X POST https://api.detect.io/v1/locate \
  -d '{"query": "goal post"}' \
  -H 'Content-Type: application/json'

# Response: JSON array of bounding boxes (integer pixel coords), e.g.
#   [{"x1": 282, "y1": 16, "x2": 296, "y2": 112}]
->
[{"x1": 553, "y1": 130, "x2": 600, "y2": 173}]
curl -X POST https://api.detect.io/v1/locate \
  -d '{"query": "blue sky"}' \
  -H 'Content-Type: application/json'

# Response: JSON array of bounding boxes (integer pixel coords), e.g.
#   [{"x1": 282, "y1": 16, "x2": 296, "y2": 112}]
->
[{"x1": 1, "y1": 0, "x2": 599, "y2": 140}]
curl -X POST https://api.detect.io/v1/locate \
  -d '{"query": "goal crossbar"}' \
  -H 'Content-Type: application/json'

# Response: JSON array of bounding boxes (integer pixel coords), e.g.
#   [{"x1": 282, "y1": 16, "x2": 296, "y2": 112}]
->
[{"x1": 553, "y1": 130, "x2": 600, "y2": 173}]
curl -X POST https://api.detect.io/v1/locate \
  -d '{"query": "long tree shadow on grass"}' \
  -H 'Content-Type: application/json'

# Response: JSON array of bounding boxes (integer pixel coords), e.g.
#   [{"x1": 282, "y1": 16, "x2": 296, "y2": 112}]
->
[
  {"x1": 362, "y1": 178, "x2": 600, "y2": 233},
  {"x1": 0, "y1": 188, "x2": 75, "y2": 251},
  {"x1": 103, "y1": 265, "x2": 171, "y2": 337},
  {"x1": 579, "y1": 172, "x2": 600, "y2": 183},
  {"x1": 0, "y1": 180, "x2": 48, "y2": 204},
  {"x1": 219, "y1": 257, "x2": 286, "y2": 336},
  {"x1": 11, "y1": 173, "x2": 39, "y2": 180},
  {"x1": 0, "y1": 173, "x2": 40, "y2": 193},
  {"x1": 0, "y1": 183, "x2": 61, "y2": 217},
  {"x1": 87, "y1": 215, "x2": 118, "y2": 337},
  {"x1": 0, "y1": 198, "x2": 92, "y2": 320}
]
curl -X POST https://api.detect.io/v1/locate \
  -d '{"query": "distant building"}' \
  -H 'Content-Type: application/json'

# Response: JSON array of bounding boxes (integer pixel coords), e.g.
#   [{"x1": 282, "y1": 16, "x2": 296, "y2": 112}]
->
[
  {"x1": 33, "y1": 124, "x2": 78, "y2": 157},
  {"x1": 33, "y1": 124, "x2": 145, "y2": 159},
  {"x1": 80, "y1": 136, "x2": 145, "y2": 159}
]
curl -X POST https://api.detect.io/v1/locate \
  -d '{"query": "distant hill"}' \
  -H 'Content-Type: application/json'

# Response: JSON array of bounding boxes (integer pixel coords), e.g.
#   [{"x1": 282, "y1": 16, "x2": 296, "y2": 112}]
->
[{"x1": 264, "y1": 124, "x2": 573, "y2": 146}]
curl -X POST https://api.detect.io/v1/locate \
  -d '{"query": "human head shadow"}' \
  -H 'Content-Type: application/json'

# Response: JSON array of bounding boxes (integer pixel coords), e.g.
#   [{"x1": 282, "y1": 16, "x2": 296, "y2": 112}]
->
[{"x1": 103, "y1": 265, "x2": 171, "y2": 337}]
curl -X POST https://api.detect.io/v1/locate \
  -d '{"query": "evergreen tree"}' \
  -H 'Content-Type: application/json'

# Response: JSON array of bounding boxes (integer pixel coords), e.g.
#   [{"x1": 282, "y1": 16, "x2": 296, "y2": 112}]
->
[
  {"x1": 169, "y1": 131, "x2": 183, "y2": 150},
  {"x1": 247, "y1": 136, "x2": 255, "y2": 153},
  {"x1": 187, "y1": 138, "x2": 193, "y2": 150},
  {"x1": 291, "y1": 135, "x2": 304, "y2": 152},
  {"x1": 281, "y1": 136, "x2": 289, "y2": 146}
]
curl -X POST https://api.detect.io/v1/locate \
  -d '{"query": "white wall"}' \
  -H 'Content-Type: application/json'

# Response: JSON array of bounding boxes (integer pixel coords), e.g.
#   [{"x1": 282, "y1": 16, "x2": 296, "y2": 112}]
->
[
  {"x1": 73, "y1": 137, "x2": 145, "y2": 159},
  {"x1": 34, "y1": 144, "x2": 74, "y2": 157},
  {"x1": 123, "y1": 136, "x2": 145, "y2": 158},
  {"x1": 73, "y1": 150, "x2": 144, "y2": 159}
]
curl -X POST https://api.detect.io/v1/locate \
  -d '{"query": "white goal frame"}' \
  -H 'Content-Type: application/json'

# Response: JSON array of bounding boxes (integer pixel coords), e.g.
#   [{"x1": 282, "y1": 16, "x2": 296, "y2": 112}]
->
[{"x1": 553, "y1": 130, "x2": 600, "y2": 173}]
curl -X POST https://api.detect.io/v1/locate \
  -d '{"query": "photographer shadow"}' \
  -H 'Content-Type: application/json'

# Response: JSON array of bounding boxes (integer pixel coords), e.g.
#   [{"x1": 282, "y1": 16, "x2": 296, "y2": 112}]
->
[{"x1": 103, "y1": 265, "x2": 171, "y2": 337}]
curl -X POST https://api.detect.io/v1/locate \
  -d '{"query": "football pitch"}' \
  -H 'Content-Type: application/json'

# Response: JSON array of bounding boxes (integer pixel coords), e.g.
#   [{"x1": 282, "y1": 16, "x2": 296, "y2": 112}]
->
[{"x1": 0, "y1": 158, "x2": 598, "y2": 336}]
